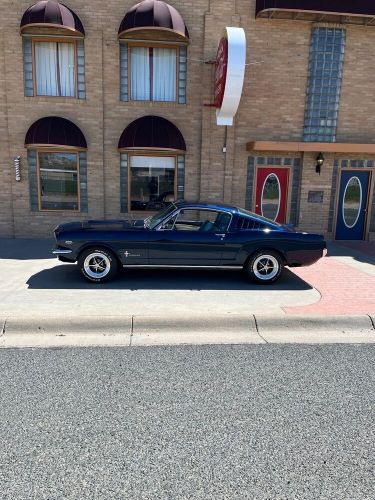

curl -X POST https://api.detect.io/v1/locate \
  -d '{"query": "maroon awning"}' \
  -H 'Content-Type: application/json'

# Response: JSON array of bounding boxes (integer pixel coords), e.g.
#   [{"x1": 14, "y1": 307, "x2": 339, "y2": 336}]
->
[
  {"x1": 118, "y1": 0, "x2": 189, "y2": 39},
  {"x1": 256, "y1": 0, "x2": 375, "y2": 23},
  {"x1": 20, "y1": 1, "x2": 85, "y2": 36},
  {"x1": 118, "y1": 116, "x2": 186, "y2": 151},
  {"x1": 25, "y1": 117, "x2": 87, "y2": 149}
]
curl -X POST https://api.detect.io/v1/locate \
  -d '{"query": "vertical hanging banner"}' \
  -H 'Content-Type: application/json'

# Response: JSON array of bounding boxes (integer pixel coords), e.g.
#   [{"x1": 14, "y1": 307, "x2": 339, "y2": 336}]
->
[{"x1": 214, "y1": 27, "x2": 246, "y2": 126}]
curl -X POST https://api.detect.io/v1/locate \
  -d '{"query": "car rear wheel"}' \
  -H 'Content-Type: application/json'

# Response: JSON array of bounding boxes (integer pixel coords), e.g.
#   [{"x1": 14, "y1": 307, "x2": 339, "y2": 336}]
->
[
  {"x1": 245, "y1": 250, "x2": 283, "y2": 284},
  {"x1": 78, "y1": 247, "x2": 118, "y2": 283}
]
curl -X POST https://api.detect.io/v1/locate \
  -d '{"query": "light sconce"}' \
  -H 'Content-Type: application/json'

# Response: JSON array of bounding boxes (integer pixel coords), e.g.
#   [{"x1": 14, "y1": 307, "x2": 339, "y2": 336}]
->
[
  {"x1": 14, "y1": 156, "x2": 21, "y2": 182},
  {"x1": 315, "y1": 152, "x2": 324, "y2": 175}
]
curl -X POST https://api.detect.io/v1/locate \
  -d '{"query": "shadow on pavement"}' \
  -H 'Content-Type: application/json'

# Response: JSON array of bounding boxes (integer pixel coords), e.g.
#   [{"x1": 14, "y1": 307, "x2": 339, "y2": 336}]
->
[
  {"x1": 0, "y1": 239, "x2": 54, "y2": 260},
  {"x1": 327, "y1": 241, "x2": 375, "y2": 266},
  {"x1": 26, "y1": 265, "x2": 312, "y2": 291}
]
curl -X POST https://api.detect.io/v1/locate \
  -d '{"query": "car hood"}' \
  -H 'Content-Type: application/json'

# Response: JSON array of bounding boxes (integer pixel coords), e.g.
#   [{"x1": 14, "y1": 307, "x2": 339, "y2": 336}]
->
[{"x1": 54, "y1": 219, "x2": 145, "y2": 235}]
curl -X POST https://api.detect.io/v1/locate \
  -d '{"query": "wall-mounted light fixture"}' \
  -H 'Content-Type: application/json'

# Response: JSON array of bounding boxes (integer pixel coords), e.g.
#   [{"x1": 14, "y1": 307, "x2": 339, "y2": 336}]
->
[
  {"x1": 315, "y1": 152, "x2": 324, "y2": 175},
  {"x1": 14, "y1": 156, "x2": 21, "y2": 182}
]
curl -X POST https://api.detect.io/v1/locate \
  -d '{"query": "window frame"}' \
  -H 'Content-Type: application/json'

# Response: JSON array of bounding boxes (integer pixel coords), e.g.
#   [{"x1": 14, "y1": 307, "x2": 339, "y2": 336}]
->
[
  {"x1": 36, "y1": 149, "x2": 81, "y2": 212},
  {"x1": 31, "y1": 37, "x2": 79, "y2": 98},
  {"x1": 128, "y1": 42, "x2": 180, "y2": 102},
  {"x1": 158, "y1": 209, "x2": 233, "y2": 232},
  {"x1": 128, "y1": 152, "x2": 178, "y2": 212}
]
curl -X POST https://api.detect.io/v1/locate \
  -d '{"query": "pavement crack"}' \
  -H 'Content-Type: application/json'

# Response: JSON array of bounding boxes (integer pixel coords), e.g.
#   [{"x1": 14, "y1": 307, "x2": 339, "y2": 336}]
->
[
  {"x1": 129, "y1": 316, "x2": 134, "y2": 347},
  {"x1": 367, "y1": 314, "x2": 375, "y2": 331},
  {"x1": 1, "y1": 318, "x2": 6, "y2": 337},
  {"x1": 253, "y1": 314, "x2": 268, "y2": 344}
]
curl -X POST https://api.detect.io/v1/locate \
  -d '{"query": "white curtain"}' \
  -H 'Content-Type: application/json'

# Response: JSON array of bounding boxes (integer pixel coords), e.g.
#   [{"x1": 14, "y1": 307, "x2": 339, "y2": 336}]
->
[
  {"x1": 35, "y1": 42, "x2": 58, "y2": 96},
  {"x1": 35, "y1": 42, "x2": 75, "y2": 97},
  {"x1": 131, "y1": 156, "x2": 175, "y2": 174},
  {"x1": 58, "y1": 43, "x2": 75, "y2": 97},
  {"x1": 153, "y1": 48, "x2": 176, "y2": 101},
  {"x1": 131, "y1": 47, "x2": 150, "y2": 100}
]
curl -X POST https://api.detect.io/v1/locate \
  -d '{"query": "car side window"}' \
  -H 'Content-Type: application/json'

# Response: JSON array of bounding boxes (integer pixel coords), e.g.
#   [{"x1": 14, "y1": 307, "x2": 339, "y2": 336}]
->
[
  {"x1": 160, "y1": 214, "x2": 177, "y2": 230},
  {"x1": 171, "y1": 210, "x2": 231, "y2": 232}
]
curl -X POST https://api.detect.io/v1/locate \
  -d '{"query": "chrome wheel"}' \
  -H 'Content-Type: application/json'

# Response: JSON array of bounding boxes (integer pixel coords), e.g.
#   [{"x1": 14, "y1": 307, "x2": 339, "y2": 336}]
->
[
  {"x1": 84, "y1": 252, "x2": 111, "y2": 279},
  {"x1": 252, "y1": 254, "x2": 279, "y2": 281}
]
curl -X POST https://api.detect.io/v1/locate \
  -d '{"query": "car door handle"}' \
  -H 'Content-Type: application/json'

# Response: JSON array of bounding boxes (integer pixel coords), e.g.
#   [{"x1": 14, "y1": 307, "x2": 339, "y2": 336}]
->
[{"x1": 215, "y1": 233, "x2": 226, "y2": 239}]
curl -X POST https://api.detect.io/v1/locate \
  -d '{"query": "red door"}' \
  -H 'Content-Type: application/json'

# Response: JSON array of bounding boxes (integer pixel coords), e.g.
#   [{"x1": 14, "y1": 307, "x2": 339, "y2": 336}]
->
[{"x1": 255, "y1": 167, "x2": 289, "y2": 223}]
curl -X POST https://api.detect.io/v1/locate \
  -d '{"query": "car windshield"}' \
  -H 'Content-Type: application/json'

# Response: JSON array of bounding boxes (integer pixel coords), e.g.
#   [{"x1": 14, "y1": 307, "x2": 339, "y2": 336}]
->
[
  {"x1": 238, "y1": 208, "x2": 281, "y2": 227},
  {"x1": 144, "y1": 204, "x2": 177, "y2": 229}
]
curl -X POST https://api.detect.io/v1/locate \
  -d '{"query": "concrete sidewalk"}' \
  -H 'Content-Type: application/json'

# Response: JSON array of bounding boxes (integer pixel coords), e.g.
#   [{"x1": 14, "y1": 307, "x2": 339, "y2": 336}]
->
[{"x1": 0, "y1": 238, "x2": 374, "y2": 347}]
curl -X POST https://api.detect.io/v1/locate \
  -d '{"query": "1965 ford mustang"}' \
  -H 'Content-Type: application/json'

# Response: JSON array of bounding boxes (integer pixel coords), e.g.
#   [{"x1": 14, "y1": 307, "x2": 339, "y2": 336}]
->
[{"x1": 53, "y1": 202, "x2": 326, "y2": 284}]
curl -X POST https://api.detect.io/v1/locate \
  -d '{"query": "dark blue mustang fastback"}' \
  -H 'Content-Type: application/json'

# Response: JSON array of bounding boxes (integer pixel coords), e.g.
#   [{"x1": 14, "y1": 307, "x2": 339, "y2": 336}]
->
[{"x1": 53, "y1": 202, "x2": 326, "y2": 284}]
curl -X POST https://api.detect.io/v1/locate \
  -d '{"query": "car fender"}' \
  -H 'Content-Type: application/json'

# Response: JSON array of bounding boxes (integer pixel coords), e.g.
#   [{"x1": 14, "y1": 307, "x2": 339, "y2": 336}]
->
[{"x1": 76, "y1": 242, "x2": 122, "y2": 263}]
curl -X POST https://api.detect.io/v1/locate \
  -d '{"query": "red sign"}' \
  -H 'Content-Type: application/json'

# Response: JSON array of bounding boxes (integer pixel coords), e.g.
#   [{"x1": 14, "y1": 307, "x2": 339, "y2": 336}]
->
[{"x1": 213, "y1": 37, "x2": 228, "y2": 108}]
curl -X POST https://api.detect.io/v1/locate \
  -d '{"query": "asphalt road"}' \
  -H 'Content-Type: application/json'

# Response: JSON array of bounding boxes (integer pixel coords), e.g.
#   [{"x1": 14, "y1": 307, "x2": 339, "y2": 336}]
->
[{"x1": 1, "y1": 345, "x2": 375, "y2": 499}]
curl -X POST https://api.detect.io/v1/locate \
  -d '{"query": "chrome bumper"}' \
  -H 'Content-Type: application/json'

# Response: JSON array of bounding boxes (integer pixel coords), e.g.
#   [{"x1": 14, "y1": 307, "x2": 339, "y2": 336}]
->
[{"x1": 52, "y1": 249, "x2": 73, "y2": 255}]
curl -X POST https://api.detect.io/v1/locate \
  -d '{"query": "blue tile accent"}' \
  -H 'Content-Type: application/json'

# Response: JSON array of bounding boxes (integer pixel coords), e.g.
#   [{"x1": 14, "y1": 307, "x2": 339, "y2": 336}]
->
[
  {"x1": 120, "y1": 153, "x2": 129, "y2": 212},
  {"x1": 290, "y1": 162, "x2": 301, "y2": 226},
  {"x1": 303, "y1": 27, "x2": 346, "y2": 143},
  {"x1": 23, "y1": 38, "x2": 34, "y2": 97},
  {"x1": 245, "y1": 157, "x2": 255, "y2": 210},
  {"x1": 178, "y1": 46, "x2": 187, "y2": 104},
  {"x1": 120, "y1": 43, "x2": 129, "y2": 102},
  {"x1": 370, "y1": 187, "x2": 375, "y2": 233},
  {"x1": 328, "y1": 165, "x2": 339, "y2": 232},
  {"x1": 27, "y1": 150, "x2": 38, "y2": 211},
  {"x1": 76, "y1": 39, "x2": 86, "y2": 100},
  {"x1": 79, "y1": 152, "x2": 88, "y2": 212},
  {"x1": 177, "y1": 155, "x2": 185, "y2": 200}
]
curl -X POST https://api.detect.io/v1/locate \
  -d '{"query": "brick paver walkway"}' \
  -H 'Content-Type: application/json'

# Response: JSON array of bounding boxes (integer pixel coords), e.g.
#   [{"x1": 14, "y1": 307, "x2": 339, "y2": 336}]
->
[
  {"x1": 284, "y1": 256, "x2": 375, "y2": 315},
  {"x1": 335, "y1": 240, "x2": 375, "y2": 257}
]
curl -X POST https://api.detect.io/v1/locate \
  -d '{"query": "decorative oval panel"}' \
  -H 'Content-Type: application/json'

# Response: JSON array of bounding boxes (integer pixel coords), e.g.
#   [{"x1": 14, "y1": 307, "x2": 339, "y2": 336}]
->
[
  {"x1": 261, "y1": 173, "x2": 280, "y2": 221},
  {"x1": 342, "y1": 176, "x2": 362, "y2": 229}
]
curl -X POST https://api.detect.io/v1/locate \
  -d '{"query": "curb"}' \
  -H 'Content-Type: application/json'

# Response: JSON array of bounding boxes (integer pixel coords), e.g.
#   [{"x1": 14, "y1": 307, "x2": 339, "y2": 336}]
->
[{"x1": 0, "y1": 313, "x2": 374, "y2": 348}]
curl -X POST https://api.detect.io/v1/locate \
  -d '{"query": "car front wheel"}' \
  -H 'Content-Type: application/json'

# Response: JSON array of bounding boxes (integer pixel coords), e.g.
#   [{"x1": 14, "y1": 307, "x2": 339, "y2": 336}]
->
[
  {"x1": 245, "y1": 251, "x2": 283, "y2": 284},
  {"x1": 78, "y1": 247, "x2": 118, "y2": 283}
]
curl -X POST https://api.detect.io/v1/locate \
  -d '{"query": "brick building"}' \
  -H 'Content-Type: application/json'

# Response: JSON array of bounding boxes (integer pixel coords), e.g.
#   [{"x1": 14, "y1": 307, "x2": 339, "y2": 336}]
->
[{"x1": 0, "y1": 0, "x2": 374, "y2": 240}]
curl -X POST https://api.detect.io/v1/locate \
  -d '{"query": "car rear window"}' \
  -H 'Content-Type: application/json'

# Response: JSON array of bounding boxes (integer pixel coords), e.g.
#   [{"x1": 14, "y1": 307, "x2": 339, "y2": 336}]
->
[{"x1": 236, "y1": 217, "x2": 267, "y2": 230}]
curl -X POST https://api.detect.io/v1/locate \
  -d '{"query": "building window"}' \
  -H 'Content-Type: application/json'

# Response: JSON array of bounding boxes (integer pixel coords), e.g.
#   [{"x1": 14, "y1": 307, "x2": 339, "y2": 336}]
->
[
  {"x1": 38, "y1": 152, "x2": 80, "y2": 211},
  {"x1": 23, "y1": 37, "x2": 86, "y2": 98},
  {"x1": 303, "y1": 27, "x2": 346, "y2": 142},
  {"x1": 129, "y1": 155, "x2": 176, "y2": 211},
  {"x1": 33, "y1": 40, "x2": 76, "y2": 97},
  {"x1": 120, "y1": 43, "x2": 187, "y2": 103},
  {"x1": 129, "y1": 45, "x2": 177, "y2": 101}
]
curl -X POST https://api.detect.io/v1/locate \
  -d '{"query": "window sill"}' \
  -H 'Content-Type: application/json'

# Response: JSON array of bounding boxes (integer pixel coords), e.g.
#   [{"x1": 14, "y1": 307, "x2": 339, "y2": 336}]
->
[
  {"x1": 24, "y1": 96, "x2": 86, "y2": 103},
  {"x1": 120, "y1": 100, "x2": 187, "y2": 108}
]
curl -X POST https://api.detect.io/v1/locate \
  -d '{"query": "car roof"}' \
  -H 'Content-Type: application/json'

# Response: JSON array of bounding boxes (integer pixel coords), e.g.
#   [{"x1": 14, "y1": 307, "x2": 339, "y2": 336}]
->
[{"x1": 174, "y1": 201, "x2": 240, "y2": 214}]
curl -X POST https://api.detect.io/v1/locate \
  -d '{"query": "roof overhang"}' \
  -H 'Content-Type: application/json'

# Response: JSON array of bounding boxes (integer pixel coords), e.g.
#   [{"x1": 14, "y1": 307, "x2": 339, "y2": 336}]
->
[
  {"x1": 255, "y1": 1, "x2": 375, "y2": 26},
  {"x1": 246, "y1": 141, "x2": 375, "y2": 154}
]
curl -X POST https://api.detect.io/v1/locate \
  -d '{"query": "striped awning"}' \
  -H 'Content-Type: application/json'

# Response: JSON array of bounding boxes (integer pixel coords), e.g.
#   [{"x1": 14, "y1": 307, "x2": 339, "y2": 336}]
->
[
  {"x1": 118, "y1": 0, "x2": 189, "y2": 40},
  {"x1": 118, "y1": 116, "x2": 186, "y2": 151},
  {"x1": 20, "y1": 1, "x2": 85, "y2": 36},
  {"x1": 25, "y1": 117, "x2": 87, "y2": 149}
]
